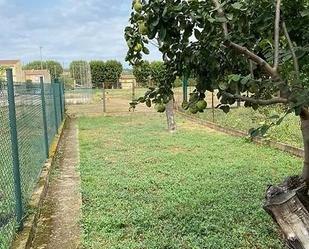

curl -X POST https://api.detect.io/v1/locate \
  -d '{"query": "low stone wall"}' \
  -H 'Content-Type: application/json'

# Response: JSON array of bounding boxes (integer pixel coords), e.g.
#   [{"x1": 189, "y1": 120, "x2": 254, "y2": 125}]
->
[{"x1": 177, "y1": 109, "x2": 304, "y2": 158}]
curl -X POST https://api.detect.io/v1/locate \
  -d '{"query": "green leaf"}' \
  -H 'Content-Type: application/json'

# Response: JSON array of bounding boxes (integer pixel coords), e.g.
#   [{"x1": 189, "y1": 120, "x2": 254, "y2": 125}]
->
[
  {"x1": 218, "y1": 81, "x2": 228, "y2": 90},
  {"x1": 194, "y1": 29, "x2": 202, "y2": 40},
  {"x1": 231, "y1": 2, "x2": 242, "y2": 10},
  {"x1": 207, "y1": 17, "x2": 216, "y2": 23},
  {"x1": 220, "y1": 105, "x2": 230, "y2": 113},
  {"x1": 240, "y1": 75, "x2": 251, "y2": 85},
  {"x1": 228, "y1": 74, "x2": 241, "y2": 82},
  {"x1": 146, "y1": 99, "x2": 151, "y2": 107},
  {"x1": 300, "y1": 10, "x2": 309, "y2": 17},
  {"x1": 143, "y1": 47, "x2": 150, "y2": 54},
  {"x1": 215, "y1": 16, "x2": 228, "y2": 23},
  {"x1": 159, "y1": 27, "x2": 167, "y2": 41}
]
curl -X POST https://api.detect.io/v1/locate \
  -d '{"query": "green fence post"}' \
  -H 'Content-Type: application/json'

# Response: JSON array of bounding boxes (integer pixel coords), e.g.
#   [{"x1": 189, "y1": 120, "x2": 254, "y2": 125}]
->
[
  {"x1": 182, "y1": 76, "x2": 188, "y2": 103},
  {"x1": 6, "y1": 69, "x2": 23, "y2": 228},
  {"x1": 61, "y1": 82, "x2": 65, "y2": 118},
  {"x1": 52, "y1": 80, "x2": 59, "y2": 134},
  {"x1": 57, "y1": 80, "x2": 63, "y2": 121},
  {"x1": 40, "y1": 77, "x2": 49, "y2": 158}
]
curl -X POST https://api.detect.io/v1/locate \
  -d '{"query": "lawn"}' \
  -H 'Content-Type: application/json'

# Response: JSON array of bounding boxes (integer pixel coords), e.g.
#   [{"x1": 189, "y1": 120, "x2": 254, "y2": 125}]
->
[
  {"x1": 187, "y1": 107, "x2": 302, "y2": 148},
  {"x1": 79, "y1": 113, "x2": 301, "y2": 249}
]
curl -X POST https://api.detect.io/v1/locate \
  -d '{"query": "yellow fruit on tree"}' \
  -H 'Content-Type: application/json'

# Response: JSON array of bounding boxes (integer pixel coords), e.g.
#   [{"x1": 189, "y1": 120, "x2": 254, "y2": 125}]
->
[
  {"x1": 134, "y1": 0, "x2": 142, "y2": 12},
  {"x1": 139, "y1": 22, "x2": 148, "y2": 35},
  {"x1": 134, "y1": 43, "x2": 143, "y2": 52},
  {"x1": 155, "y1": 103, "x2": 166, "y2": 113},
  {"x1": 196, "y1": 100, "x2": 207, "y2": 111},
  {"x1": 189, "y1": 105, "x2": 198, "y2": 114}
]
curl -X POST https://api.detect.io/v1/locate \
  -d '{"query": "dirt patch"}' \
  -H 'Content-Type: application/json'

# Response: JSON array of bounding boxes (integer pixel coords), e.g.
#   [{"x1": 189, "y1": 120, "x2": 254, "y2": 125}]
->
[
  {"x1": 67, "y1": 97, "x2": 156, "y2": 117},
  {"x1": 178, "y1": 119, "x2": 219, "y2": 133},
  {"x1": 169, "y1": 146, "x2": 189, "y2": 154},
  {"x1": 30, "y1": 118, "x2": 81, "y2": 249}
]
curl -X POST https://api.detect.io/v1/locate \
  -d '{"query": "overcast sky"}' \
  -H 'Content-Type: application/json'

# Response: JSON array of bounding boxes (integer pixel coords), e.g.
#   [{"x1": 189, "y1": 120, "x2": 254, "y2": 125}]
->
[{"x1": 0, "y1": 0, "x2": 162, "y2": 68}]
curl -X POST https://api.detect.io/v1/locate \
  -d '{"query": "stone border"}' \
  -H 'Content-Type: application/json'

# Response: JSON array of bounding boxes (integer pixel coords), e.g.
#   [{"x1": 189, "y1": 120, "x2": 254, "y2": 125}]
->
[
  {"x1": 11, "y1": 117, "x2": 68, "y2": 249},
  {"x1": 177, "y1": 110, "x2": 304, "y2": 158}
]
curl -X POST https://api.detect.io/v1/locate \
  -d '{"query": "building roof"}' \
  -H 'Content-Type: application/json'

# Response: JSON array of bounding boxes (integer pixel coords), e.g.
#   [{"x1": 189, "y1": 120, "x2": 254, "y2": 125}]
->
[
  {"x1": 24, "y1": 69, "x2": 50, "y2": 75},
  {"x1": 0, "y1": 60, "x2": 20, "y2": 65},
  {"x1": 120, "y1": 74, "x2": 135, "y2": 79}
]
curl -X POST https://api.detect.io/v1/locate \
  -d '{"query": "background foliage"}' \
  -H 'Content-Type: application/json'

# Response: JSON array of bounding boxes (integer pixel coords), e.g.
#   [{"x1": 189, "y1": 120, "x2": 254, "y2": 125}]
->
[{"x1": 23, "y1": 60, "x2": 63, "y2": 80}]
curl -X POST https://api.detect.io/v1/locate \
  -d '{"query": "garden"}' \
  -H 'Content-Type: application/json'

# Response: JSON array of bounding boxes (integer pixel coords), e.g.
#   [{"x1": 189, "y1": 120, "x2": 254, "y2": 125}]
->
[
  {"x1": 79, "y1": 113, "x2": 301, "y2": 249},
  {"x1": 2, "y1": 0, "x2": 308, "y2": 248}
]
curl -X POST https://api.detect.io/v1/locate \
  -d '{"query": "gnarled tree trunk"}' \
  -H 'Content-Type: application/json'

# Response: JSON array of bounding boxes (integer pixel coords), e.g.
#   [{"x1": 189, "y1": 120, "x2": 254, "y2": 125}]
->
[
  {"x1": 301, "y1": 115, "x2": 309, "y2": 186},
  {"x1": 165, "y1": 99, "x2": 176, "y2": 133},
  {"x1": 264, "y1": 110, "x2": 309, "y2": 249}
]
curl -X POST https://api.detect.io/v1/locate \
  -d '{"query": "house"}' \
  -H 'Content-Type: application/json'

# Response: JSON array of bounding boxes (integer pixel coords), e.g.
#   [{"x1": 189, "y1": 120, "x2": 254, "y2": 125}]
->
[
  {"x1": 24, "y1": 69, "x2": 51, "y2": 83},
  {"x1": 119, "y1": 74, "x2": 137, "y2": 89},
  {"x1": 0, "y1": 60, "x2": 24, "y2": 82}
]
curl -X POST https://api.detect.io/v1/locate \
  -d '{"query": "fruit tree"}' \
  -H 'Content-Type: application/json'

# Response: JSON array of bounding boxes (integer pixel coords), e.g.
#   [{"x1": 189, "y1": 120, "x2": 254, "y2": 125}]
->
[{"x1": 125, "y1": 0, "x2": 309, "y2": 246}]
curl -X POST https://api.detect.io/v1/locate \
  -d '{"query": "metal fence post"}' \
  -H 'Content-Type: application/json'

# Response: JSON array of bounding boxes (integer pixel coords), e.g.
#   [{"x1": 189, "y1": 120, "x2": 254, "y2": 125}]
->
[
  {"x1": 40, "y1": 77, "x2": 49, "y2": 158},
  {"x1": 6, "y1": 69, "x2": 23, "y2": 228},
  {"x1": 52, "y1": 80, "x2": 59, "y2": 133},
  {"x1": 57, "y1": 80, "x2": 63, "y2": 121},
  {"x1": 61, "y1": 82, "x2": 65, "y2": 116}
]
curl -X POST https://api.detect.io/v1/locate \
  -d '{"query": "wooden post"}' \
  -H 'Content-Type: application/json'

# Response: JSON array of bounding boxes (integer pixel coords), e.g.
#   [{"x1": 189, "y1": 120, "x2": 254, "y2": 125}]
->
[
  {"x1": 132, "y1": 81, "x2": 135, "y2": 101},
  {"x1": 212, "y1": 92, "x2": 215, "y2": 123},
  {"x1": 102, "y1": 82, "x2": 106, "y2": 113}
]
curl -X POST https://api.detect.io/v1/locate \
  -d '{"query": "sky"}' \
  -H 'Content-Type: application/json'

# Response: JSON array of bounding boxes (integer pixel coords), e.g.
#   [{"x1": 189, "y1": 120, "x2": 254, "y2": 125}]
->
[{"x1": 0, "y1": 0, "x2": 162, "y2": 68}]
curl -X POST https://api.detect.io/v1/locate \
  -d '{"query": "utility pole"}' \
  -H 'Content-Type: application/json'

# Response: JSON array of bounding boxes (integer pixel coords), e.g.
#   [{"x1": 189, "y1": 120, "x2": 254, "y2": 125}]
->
[
  {"x1": 40, "y1": 46, "x2": 43, "y2": 70},
  {"x1": 54, "y1": 65, "x2": 57, "y2": 80}
]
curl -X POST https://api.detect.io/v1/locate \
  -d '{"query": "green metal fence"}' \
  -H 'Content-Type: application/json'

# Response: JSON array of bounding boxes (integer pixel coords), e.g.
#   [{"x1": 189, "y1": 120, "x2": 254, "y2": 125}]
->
[{"x1": 0, "y1": 69, "x2": 65, "y2": 249}]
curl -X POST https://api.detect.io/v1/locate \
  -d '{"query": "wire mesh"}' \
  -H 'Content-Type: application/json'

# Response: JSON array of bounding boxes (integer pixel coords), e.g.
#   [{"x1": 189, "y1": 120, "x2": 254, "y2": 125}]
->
[
  {"x1": 14, "y1": 83, "x2": 46, "y2": 205},
  {"x1": 65, "y1": 88, "x2": 93, "y2": 104},
  {"x1": 0, "y1": 83, "x2": 16, "y2": 249},
  {"x1": 44, "y1": 84, "x2": 57, "y2": 147},
  {"x1": 53, "y1": 83, "x2": 62, "y2": 129},
  {"x1": 0, "y1": 79, "x2": 65, "y2": 249}
]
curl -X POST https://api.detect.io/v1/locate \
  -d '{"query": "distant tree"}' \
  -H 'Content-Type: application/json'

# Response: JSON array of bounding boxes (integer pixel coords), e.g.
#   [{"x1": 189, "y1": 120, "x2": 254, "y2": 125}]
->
[
  {"x1": 59, "y1": 73, "x2": 75, "y2": 90},
  {"x1": 23, "y1": 60, "x2": 63, "y2": 80},
  {"x1": 133, "y1": 60, "x2": 151, "y2": 87},
  {"x1": 90, "y1": 61, "x2": 105, "y2": 88},
  {"x1": 69, "y1": 61, "x2": 90, "y2": 86},
  {"x1": 150, "y1": 61, "x2": 168, "y2": 86},
  {"x1": 104, "y1": 60, "x2": 123, "y2": 88},
  {"x1": 0, "y1": 66, "x2": 5, "y2": 80}
]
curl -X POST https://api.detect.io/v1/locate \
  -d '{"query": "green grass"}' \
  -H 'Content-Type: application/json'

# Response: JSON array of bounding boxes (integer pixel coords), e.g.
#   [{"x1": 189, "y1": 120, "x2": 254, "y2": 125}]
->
[
  {"x1": 79, "y1": 114, "x2": 302, "y2": 249},
  {"x1": 195, "y1": 107, "x2": 302, "y2": 148},
  {"x1": 88, "y1": 88, "x2": 149, "y2": 103}
]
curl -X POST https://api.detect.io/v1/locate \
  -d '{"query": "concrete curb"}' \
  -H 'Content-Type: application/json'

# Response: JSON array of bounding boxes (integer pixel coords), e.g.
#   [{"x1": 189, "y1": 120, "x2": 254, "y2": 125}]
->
[
  {"x1": 11, "y1": 117, "x2": 68, "y2": 249},
  {"x1": 177, "y1": 110, "x2": 304, "y2": 158}
]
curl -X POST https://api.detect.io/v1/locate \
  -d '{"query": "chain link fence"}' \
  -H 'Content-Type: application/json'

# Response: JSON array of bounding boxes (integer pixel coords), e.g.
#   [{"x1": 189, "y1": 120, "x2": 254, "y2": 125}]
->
[{"x1": 0, "y1": 70, "x2": 65, "y2": 249}]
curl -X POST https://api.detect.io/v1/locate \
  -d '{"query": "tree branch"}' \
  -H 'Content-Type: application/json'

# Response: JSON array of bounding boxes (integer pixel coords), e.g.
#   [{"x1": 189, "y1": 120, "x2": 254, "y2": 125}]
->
[
  {"x1": 274, "y1": 0, "x2": 282, "y2": 70},
  {"x1": 224, "y1": 41, "x2": 280, "y2": 80},
  {"x1": 211, "y1": 0, "x2": 280, "y2": 81},
  {"x1": 211, "y1": 0, "x2": 228, "y2": 35},
  {"x1": 282, "y1": 21, "x2": 300, "y2": 79},
  {"x1": 222, "y1": 92, "x2": 288, "y2": 105}
]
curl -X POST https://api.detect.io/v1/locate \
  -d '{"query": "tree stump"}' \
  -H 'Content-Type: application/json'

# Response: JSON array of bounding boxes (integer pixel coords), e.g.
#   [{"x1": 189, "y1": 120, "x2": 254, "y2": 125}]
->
[{"x1": 264, "y1": 176, "x2": 309, "y2": 249}]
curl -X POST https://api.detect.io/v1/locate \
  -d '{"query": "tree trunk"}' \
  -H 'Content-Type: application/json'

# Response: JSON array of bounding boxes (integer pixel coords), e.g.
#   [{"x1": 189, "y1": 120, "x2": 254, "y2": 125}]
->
[
  {"x1": 264, "y1": 112, "x2": 309, "y2": 248},
  {"x1": 165, "y1": 99, "x2": 176, "y2": 133},
  {"x1": 301, "y1": 118, "x2": 309, "y2": 185}
]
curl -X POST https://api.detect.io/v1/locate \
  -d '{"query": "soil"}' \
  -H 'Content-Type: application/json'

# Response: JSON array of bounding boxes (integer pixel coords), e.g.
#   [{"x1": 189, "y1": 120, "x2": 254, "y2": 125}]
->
[
  {"x1": 67, "y1": 97, "x2": 156, "y2": 117},
  {"x1": 31, "y1": 118, "x2": 81, "y2": 249}
]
